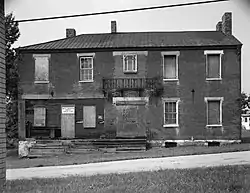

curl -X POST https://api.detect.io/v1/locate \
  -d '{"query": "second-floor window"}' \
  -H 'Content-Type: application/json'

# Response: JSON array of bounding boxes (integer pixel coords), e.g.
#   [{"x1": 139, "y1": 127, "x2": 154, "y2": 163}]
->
[
  {"x1": 80, "y1": 57, "x2": 93, "y2": 82},
  {"x1": 162, "y1": 51, "x2": 179, "y2": 81},
  {"x1": 123, "y1": 54, "x2": 137, "y2": 73},
  {"x1": 33, "y1": 54, "x2": 50, "y2": 83},
  {"x1": 204, "y1": 50, "x2": 223, "y2": 80}
]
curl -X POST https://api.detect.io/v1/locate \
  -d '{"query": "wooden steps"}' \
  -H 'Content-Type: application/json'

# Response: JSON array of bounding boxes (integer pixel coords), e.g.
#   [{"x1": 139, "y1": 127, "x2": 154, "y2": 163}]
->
[{"x1": 28, "y1": 138, "x2": 147, "y2": 157}]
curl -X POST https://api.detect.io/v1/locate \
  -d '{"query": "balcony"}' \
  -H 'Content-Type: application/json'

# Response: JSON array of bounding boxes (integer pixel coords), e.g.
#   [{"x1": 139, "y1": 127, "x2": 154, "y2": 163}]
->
[{"x1": 103, "y1": 77, "x2": 159, "y2": 91}]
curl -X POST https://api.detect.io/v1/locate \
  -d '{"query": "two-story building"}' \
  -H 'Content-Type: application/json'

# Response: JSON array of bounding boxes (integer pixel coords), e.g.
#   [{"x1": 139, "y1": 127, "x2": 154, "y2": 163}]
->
[{"x1": 17, "y1": 12, "x2": 242, "y2": 144}]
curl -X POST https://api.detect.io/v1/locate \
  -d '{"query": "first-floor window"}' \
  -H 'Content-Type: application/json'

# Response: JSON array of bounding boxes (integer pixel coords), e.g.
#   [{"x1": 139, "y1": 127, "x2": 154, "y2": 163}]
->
[
  {"x1": 206, "y1": 97, "x2": 223, "y2": 126},
  {"x1": 163, "y1": 99, "x2": 179, "y2": 127},
  {"x1": 34, "y1": 107, "x2": 46, "y2": 127}
]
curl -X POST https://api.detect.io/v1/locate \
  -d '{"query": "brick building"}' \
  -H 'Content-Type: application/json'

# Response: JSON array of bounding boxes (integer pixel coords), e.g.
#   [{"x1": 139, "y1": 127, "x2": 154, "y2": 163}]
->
[
  {"x1": 0, "y1": 0, "x2": 6, "y2": 191},
  {"x1": 17, "y1": 12, "x2": 242, "y2": 143}
]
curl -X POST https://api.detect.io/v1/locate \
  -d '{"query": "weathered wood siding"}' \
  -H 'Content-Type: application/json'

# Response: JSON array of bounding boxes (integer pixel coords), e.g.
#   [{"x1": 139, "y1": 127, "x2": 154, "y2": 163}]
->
[{"x1": 0, "y1": 0, "x2": 5, "y2": 191}]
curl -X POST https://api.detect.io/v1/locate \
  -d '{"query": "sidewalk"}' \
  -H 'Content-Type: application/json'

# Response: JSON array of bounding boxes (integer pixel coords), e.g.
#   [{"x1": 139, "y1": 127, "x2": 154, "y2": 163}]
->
[{"x1": 7, "y1": 151, "x2": 250, "y2": 180}]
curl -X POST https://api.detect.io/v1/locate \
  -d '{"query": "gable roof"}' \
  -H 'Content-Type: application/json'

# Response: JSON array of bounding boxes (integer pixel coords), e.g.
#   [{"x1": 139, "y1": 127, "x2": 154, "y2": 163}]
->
[{"x1": 19, "y1": 31, "x2": 242, "y2": 51}]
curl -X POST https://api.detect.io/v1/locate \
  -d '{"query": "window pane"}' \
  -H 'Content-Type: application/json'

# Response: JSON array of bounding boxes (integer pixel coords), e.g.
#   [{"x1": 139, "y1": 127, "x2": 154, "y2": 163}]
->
[
  {"x1": 35, "y1": 57, "x2": 49, "y2": 81},
  {"x1": 164, "y1": 55, "x2": 176, "y2": 79},
  {"x1": 81, "y1": 57, "x2": 92, "y2": 68},
  {"x1": 207, "y1": 54, "x2": 220, "y2": 78},
  {"x1": 208, "y1": 101, "x2": 220, "y2": 125},
  {"x1": 124, "y1": 55, "x2": 136, "y2": 72},
  {"x1": 165, "y1": 101, "x2": 177, "y2": 125}
]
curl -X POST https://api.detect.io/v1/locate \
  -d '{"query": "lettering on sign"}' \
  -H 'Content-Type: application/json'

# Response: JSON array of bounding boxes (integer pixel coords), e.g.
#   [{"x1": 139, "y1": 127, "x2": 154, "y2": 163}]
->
[{"x1": 62, "y1": 106, "x2": 75, "y2": 114}]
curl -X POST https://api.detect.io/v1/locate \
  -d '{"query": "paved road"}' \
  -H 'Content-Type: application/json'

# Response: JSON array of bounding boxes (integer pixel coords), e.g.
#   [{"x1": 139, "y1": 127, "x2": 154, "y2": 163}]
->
[{"x1": 6, "y1": 151, "x2": 250, "y2": 180}]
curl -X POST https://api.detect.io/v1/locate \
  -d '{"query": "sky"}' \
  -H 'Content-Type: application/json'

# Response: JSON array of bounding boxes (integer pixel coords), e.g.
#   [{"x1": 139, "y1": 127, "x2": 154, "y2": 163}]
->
[{"x1": 5, "y1": 0, "x2": 250, "y2": 93}]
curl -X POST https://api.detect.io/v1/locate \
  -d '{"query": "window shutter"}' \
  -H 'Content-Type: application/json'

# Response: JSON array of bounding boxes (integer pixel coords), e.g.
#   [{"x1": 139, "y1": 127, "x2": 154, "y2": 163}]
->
[
  {"x1": 208, "y1": 101, "x2": 220, "y2": 125},
  {"x1": 207, "y1": 54, "x2": 220, "y2": 78},
  {"x1": 34, "y1": 107, "x2": 46, "y2": 127},
  {"x1": 164, "y1": 55, "x2": 176, "y2": 79},
  {"x1": 35, "y1": 57, "x2": 49, "y2": 81}
]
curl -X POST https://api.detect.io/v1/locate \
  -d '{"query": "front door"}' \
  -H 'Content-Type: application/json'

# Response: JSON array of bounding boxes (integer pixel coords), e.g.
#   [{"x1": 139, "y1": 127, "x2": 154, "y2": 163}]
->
[
  {"x1": 117, "y1": 105, "x2": 146, "y2": 138},
  {"x1": 61, "y1": 105, "x2": 75, "y2": 138}
]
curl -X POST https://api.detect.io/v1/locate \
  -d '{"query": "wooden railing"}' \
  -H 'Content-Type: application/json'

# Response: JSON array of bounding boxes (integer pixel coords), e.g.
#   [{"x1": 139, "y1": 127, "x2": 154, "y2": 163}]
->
[{"x1": 103, "y1": 78, "x2": 159, "y2": 91}]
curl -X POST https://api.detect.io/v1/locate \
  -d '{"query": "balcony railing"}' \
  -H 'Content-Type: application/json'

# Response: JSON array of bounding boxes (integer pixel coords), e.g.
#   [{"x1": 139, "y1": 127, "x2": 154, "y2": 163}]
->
[{"x1": 103, "y1": 78, "x2": 159, "y2": 91}]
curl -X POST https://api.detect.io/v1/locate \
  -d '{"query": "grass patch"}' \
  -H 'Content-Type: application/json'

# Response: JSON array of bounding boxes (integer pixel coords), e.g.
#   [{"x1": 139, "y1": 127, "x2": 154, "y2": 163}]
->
[
  {"x1": 6, "y1": 165, "x2": 250, "y2": 193},
  {"x1": 7, "y1": 143, "x2": 250, "y2": 169}
]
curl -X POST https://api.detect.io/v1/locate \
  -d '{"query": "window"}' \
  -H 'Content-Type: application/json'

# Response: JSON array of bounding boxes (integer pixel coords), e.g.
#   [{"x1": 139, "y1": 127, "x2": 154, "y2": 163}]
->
[
  {"x1": 123, "y1": 54, "x2": 137, "y2": 73},
  {"x1": 162, "y1": 51, "x2": 179, "y2": 81},
  {"x1": 34, "y1": 107, "x2": 46, "y2": 127},
  {"x1": 83, "y1": 106, "x2": 96, "y2": 128},
  {"x1": 204, "y1": 50, "x2": 223, "y2": 80},
  {"x1": 79, "y1": 57, "x2": 93, "y2": 82},
  {"x1": 205, "y1": 97, "x2": 223, "y2": 126},
  {"x1": 163, "y1": 98, "x2": 179, "y2": 127},
  {"x1": 245, "y1": 118, "x2": 248, "y2": 122},
  {"x1": 33, "y1": 54, "x2": 50, "y2": 83}
]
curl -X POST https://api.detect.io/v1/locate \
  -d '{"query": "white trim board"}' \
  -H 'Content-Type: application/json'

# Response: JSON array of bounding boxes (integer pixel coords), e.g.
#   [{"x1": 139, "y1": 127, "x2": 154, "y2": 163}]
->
[{"x1": 113, "y1": 51, "x2": 148, "y2": 56}]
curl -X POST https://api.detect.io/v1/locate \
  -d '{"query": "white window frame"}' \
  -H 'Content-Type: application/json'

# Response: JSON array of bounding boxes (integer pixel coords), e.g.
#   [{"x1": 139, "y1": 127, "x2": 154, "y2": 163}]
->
[
  {"x1": 79, "y1": 55, "x2": 94, "y2": 83},
  {"x1": 163, "y1": 98, "x2": 180, "y2": 127},
  {"x1": 123, "y1": 54, "x2": 137, "y2": 73},
  {"x1": 204, "y1": 50, "x2": 223, "y2": 81},
  {"x1": 33, "y1": 54, "x2": 50, "y2": 84},
  {"x1": 162, "y1": 51, "x2": 179, "y2": 81},
  {"x1": 205, "y1": 97, "x2": 223, "y2": 127}
]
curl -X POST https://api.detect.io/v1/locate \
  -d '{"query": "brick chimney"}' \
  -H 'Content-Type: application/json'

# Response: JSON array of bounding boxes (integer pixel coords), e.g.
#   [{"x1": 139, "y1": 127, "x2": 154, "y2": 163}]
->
[
  {"x1": 216, "y1": 21, "x2": 222, "y2": 32},
  {"x1": 216, "y1": 12, "x2": 232, "y2": 35},
  {"x1": 111, "y1": 21, "x2": 117, "y2": 33},
  {"x1": 222, "y1": 12, "x2": 232, "y2": 35},
  {"x1": 66, "y1": 28, "x2": 76, "y2": 38}
]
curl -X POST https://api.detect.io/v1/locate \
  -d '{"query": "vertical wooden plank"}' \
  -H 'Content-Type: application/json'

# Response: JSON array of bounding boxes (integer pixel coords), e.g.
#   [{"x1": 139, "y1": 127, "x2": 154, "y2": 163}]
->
[
  {"x1": 18, "y1": 100, "x2": 26, "y2": 139},
  {"x1": 61, "y1": 105, "x2": 75, "y2": 138},
  {"x1": 0, "y1": 0, "x2": 6, "y2": 190}
]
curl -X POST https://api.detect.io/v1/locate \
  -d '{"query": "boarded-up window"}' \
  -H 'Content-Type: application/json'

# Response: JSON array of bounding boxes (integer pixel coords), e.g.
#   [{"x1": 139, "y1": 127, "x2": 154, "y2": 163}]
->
[
  {"x1": 123, "y1": 54, "x2": 137, "y2": 72},
  {"x1": 207, "y1": 100, "x2": 221, "y2": 125},
  {"x1": 34, "y1": 107, "x2": 46, "y2": 127},
  {"x1": 163, "y1": 55, "x2": 177, "y2": 79},
  {"x1": 206, "y1": 54, "x2": 221, "y2": 79},
  {"x1": 83, "y1": 106, "x2": 96, "y2": 128},
  {"x1": 80, "y1": 57, "x2": 93, "y2": 82},
  {"x1": 34, "y1": 55, "x2": 50, "y2": 82},
  {"x1": 164, "y1": 101, "x2": 178, "y2": 125}
]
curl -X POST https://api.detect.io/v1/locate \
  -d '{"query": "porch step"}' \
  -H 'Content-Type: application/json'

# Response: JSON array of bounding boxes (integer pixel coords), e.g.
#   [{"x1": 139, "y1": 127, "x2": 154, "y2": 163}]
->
[{"x1": 27, "y1": 138, "x2": 147, "y2": 157}]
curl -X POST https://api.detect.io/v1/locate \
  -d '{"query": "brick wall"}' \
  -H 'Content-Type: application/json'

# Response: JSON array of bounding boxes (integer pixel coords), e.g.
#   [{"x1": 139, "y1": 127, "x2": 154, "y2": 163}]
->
[
  {"x1": 0, "y1": 0, "x2": 5, "y2": 191},
  {"x1": 19, "y1": 46, "x2": 241, "y2": 140},
  {"x1": 18, "y1": 52, "x2": 114, "y2": 98}
]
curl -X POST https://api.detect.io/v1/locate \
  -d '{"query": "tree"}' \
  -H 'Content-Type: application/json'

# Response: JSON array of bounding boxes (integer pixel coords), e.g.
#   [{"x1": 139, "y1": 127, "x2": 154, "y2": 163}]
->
[
  {"x1": 241, "y1": 92, "x2": 250, "y2": 114},
  {"x1": 5, "y1": 13, "x2": 20, "y2": 147}
]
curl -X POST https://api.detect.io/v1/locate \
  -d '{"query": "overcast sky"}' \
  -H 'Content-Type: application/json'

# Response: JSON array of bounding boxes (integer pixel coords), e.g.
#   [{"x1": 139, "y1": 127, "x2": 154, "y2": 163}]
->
[{"x1": 5, "y1": 0, "x2": 250, "y2": 93}]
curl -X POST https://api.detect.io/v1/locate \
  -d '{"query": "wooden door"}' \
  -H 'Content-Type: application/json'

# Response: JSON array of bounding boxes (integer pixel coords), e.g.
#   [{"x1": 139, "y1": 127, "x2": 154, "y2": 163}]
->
[
  {"x1": 83, "y1": 106, "x2": 96, "y2": 128},
  {"x1": 61, "y1": 105, "x2": 75, "y2": 138},
  {"x1": 117, "y1": 105, "x2": 146, "y2": 138}
]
